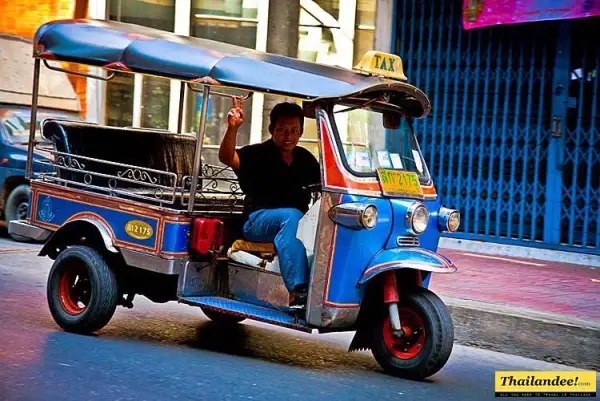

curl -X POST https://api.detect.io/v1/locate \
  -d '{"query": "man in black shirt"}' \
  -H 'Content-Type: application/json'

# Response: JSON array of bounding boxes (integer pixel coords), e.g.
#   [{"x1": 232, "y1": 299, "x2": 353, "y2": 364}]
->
[{"x1": 218, "y1": 98, "x2": 321, "y2": 307}]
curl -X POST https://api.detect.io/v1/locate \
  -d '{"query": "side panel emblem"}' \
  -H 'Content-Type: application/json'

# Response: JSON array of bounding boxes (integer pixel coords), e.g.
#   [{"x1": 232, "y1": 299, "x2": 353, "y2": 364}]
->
[
  {"x1": 125, "y1": 220, "x2": 154, "y2": 240},
  {"x1": 38, "y1": 197, "x2": 55, "y2": 222}
]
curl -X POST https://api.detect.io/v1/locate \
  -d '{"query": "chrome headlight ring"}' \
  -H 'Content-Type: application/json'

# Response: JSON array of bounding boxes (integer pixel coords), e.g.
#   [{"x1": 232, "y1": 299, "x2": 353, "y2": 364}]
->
[
  {"x1": 405, "y1": 202, "x2": 430, "y2": 235},
  {"x1": 438, "y1": 207, "x2": 460, "y2": 232},
  {"x1": 328, "y1": 203, "x2": 378, "y2": 230}
]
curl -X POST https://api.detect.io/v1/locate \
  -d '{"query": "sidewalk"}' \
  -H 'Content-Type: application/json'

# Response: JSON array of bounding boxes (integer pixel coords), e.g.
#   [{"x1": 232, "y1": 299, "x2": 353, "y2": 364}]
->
[
  {"x1": 432, "y1": 249, "x2": 600, "y2": 321},
  {"x1": 430, "y1": 248, "x2": 599, "y2": 370}
]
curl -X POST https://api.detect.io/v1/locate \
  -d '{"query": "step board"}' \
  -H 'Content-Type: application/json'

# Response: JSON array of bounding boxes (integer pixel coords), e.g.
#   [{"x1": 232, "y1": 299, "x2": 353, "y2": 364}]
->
[{"x1": 180, "y1": 296, "x2": 312, "y2": 333}]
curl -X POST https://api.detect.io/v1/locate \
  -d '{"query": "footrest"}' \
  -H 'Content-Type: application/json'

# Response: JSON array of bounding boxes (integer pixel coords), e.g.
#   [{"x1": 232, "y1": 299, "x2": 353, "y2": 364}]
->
[{"x1": 179, "y1": 296, "x2": 311, "y2": 333}]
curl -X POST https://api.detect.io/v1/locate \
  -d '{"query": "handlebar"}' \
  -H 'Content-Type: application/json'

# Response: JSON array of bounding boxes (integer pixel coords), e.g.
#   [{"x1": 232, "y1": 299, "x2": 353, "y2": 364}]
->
[{"x1": 302, "y1": 183, "x2": 322, "y2": 192}]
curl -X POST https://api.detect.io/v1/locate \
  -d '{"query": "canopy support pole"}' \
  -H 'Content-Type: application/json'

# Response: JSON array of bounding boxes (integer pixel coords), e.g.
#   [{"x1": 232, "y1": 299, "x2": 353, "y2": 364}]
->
[
  {"x1": 177, "y1": 83, "x2": 185, "y2": 133},
  {"x1": 188, "y1": 85, "x2": 211, "y2": 212},
  {"x1": 26, "y1": 59, "x2": 41, "y2": 179}
]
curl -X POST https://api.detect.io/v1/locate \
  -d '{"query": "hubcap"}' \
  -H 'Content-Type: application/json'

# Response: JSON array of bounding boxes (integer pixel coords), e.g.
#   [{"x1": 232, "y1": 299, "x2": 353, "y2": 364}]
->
[
  {"x1": 382, "y1": 307, "x2": 426, "y2": 359},
  {"x1": 58, "y1": 264, "x2": 91, "y2": 315},
  {"x1": 17, "y1": 201, "x2": 29, "y2": 220}
]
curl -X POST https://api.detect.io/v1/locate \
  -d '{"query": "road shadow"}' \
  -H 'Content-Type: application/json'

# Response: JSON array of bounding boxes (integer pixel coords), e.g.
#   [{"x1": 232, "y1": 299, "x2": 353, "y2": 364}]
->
[{"x1": 101, "y1": 312, "x2": 380, "y2": 373}]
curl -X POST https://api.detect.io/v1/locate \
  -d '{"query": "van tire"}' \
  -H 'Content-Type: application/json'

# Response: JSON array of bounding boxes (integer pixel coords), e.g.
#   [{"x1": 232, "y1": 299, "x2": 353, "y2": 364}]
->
[{"x1": 5, "y1": 184, "x2": 30, "y2": 241}]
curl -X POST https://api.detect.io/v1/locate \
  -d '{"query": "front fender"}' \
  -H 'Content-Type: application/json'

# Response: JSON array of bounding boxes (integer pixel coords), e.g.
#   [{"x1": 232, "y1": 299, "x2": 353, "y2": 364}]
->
[
  {"x1": 40, "y1": 217, "x2": 118, "y2": 258},
  {"x1": 358, "y1": 248, "x2": 456, "y2": 285}
]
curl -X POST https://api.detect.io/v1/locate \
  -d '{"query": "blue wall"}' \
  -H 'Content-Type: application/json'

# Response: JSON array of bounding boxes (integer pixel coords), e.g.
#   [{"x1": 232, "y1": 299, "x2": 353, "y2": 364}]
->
[{"x1": 393, "y1": 1, "x2": 599, "y2": 254}]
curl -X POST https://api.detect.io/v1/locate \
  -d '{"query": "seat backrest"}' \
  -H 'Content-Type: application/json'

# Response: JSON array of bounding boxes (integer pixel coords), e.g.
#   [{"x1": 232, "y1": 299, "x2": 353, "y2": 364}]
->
[{"x1": 42, "y1": 120, "x2": 196, "y2": 188}]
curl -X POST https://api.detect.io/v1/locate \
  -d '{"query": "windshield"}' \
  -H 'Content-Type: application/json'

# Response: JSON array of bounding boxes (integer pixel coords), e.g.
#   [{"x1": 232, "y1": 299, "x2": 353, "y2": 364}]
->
[
  {"x1": 1, "y1": 110, "x2": 75, "y2": 144},
  {"x1": 331, "y1": 106, "x2": 429, "y2": 180}
]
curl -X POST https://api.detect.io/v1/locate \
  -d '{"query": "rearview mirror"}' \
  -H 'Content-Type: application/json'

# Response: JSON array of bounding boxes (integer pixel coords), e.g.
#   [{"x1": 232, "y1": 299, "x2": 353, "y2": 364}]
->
[
  {"x1": 383, "y1": 112, "x2": 401, "y2": 129},
  {"x1": 303, "y1": 101, "x2": 317, "y2": 119}
]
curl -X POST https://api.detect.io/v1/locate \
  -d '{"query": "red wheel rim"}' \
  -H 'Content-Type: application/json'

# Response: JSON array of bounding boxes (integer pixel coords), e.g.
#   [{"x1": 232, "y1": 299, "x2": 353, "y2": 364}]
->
[
  {"x1": 382, "y1": 307, "x2": 426, "y2": 360},
  {"x1": 58, "y1": 263, "x2": 91, "y2": 315}
]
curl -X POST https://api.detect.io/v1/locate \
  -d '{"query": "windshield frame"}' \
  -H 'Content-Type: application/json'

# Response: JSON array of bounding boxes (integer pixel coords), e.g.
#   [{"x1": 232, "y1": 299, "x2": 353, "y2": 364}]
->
[{"x1": 325, "y1": 103, "x2": 432, "y2": 184}]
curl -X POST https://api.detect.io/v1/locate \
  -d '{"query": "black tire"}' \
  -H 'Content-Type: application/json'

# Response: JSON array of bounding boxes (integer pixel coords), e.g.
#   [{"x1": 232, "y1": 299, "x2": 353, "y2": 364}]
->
[
  {"x1": 202, "y1": 308, "x2": 245, "y2": 325},
  {"x1": 5, "y1": 184, "x2": 31, "y2": 241},
  {"x1": 47, "y1": 246, "x2": 119, "y2": 333},
  {"x1": 371, "y1": 288, "x2": 454, "y2": 380}
]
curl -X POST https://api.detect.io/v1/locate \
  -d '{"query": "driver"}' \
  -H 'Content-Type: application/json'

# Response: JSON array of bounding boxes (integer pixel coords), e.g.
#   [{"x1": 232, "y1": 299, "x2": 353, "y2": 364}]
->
[{"x1": 218, "y1": 98, "x2": 321, "y2": 307}]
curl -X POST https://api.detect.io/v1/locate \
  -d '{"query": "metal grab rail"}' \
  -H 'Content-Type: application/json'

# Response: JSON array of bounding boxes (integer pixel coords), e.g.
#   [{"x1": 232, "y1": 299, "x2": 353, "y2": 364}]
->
[
  {"x1": 43, "y1": 60, "x2": 115, "y2": 81},
  {"x1": 187, "y1": 82, "x2": 253, "y2": 100},
  {"x1": 35, "y1": 142, "x2": 244, "y2": 213},
  {"x1": 180, "y1": 163, "x2": 244, "y2": 212},
  {"x1": 36, "y1": 148, "x2": 179, "y2": 205}
]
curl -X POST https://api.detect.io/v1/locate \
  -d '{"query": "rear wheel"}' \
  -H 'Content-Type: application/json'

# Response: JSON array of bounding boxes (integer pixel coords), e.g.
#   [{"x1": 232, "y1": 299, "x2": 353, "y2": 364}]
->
[
  {"x1": 47, "y1": 246, "x2": 119, "y2": 333},
  {"x1": 202, "y1": 308, "x2": 245, "y2": 325},
  {"x1": 5, "y1": 184, "x2": 30, "y2": 241},
  {"x1": 371, "y1": 288, "x2": 454, "y2": 380}
]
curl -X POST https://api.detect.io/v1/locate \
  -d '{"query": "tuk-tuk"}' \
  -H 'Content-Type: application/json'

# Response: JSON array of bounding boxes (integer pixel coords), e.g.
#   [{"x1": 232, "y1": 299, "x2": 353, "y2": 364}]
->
[{"x1": 10, "y1": 19, "x2": 461, "y2": 380}]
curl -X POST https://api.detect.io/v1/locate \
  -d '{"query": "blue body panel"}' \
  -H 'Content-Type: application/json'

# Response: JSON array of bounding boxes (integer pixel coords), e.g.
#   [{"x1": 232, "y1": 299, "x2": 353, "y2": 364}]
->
[
  {"x1": 162, "y1": 221, "x2": 191, "y2": 255},
  {"x1": 34, "y1": 192, "x2": 159, "y2": 251},
  {"x1": 323, "y1": 193, "x2": 452, "y2": 307},
  {"x1": 31, "y1": 183, "x2": 190, "y2": 256}
]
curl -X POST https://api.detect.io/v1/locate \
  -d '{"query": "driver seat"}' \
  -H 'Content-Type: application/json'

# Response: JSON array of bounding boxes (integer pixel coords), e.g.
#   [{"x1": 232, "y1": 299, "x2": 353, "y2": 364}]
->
[
  {"x1": 228, "y1": 239, "x2": 280, "y2": 272},
  {"x1": 230, "y1": 239, "x2": 276, "y2": 254}
]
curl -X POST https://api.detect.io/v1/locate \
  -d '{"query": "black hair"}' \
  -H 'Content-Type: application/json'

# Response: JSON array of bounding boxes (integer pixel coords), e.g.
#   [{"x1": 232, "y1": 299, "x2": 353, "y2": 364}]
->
[{"x1": 269, "y1": 102, "x2": 304, "y2": 132}]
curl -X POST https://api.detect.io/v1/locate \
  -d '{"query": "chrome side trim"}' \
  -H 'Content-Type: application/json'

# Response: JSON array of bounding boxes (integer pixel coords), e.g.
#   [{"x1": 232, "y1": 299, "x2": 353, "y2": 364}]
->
[
  {"x1": 121, "y1": 248, "x2": 185, "y2": 275},
  {"x1": 306, "y1": 192, "x2": 361, "y2": 329},
  {"x1": 227, "y1": 263, "x2": 289, "y2": 308},
  {"x1": 396, "y1": 236, "x2": 420, "y2": 246},
  {"x1": 8, "y1": 220, "x2": 51, "y2": 241},
  {"x1": 177, "y1": 261, "x2": 216, "y2": 296},
  {"x1": 76, "y1": 217, "x2": 118, "y2": 253}
]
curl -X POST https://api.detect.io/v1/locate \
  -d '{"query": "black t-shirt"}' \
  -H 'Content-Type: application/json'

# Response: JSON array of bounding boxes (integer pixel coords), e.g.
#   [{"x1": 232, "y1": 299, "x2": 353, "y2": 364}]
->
[{"x1": 235, "y1": 139, "x2": 321, "y2": 218}]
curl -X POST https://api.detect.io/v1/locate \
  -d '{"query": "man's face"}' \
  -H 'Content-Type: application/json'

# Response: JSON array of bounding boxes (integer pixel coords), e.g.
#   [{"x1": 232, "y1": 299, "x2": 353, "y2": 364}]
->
[{"x1": 270, "y1": 116, "x2": 303, "y2": 152}]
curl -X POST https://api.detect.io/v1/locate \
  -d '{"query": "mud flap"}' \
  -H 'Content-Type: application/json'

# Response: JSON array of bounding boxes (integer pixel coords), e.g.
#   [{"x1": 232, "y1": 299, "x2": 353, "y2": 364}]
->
[{"x1": 348, "y1": 327, "x2": 372, "y2": 352}]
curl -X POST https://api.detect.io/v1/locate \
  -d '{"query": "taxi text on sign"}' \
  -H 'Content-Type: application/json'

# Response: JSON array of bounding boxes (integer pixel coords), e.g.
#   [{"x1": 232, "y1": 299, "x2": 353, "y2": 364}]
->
[{"x1": 353, "y1": 51, "x2": 407, "y2": 81}]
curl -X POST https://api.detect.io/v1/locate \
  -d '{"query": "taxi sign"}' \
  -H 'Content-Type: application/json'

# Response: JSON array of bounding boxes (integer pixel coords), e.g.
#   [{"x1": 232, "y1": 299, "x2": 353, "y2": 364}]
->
[
  {"x1": 377, "y1": 169, "x2": 423, "y2": 198},
  {"x1": 354, "y1": 51, "x2": 407, "y2": 81}
]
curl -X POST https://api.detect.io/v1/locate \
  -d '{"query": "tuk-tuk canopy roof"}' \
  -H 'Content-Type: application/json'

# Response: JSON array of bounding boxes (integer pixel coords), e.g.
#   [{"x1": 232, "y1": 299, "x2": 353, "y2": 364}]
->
[{"x1": 34, "y1": 19, "x2": 429, "y2": 117}]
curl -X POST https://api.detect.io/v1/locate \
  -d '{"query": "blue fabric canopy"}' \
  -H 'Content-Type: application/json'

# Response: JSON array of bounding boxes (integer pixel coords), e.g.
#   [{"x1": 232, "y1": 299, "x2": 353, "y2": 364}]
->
[{"x1": 34, "y1": 19, "x2": 429, "y2": 115}]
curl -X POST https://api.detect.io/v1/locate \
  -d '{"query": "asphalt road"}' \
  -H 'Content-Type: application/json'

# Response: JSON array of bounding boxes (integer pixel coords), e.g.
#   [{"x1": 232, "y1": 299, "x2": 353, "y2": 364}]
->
[{"x1": 0, "y1": 236, "x2": 592, "y2": 401}]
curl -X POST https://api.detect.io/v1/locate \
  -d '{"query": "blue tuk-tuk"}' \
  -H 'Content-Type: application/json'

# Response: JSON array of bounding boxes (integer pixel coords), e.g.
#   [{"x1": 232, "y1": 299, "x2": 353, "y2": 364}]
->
[{"x1": 10, "y1": 19, "x2": 461, "y2": 380}]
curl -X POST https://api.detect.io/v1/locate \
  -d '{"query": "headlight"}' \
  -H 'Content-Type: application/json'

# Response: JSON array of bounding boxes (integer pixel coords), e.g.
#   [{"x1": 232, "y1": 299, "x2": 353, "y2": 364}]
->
[
  {"x1": 328, "y1": 203, "x2": 378, "y2": 230},
  {"x1": 360, "y1": 205, "x2": 378, "y2": 229},
  {"x1": 438, "y1": 207, "x2": 460, "y2": 232},
  {"x1": 406, "y1": 202, "x2": 429, "y2": 235}
]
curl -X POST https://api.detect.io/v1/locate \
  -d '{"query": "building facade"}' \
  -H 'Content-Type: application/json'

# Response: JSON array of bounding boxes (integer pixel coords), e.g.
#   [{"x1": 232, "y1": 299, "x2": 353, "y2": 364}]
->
[
  {"x1": 0, "y1": 0, "x2": 88, "y2": 115},
  {"x1": 86, "y1": 0, "x2": 377, "y2": 164}
]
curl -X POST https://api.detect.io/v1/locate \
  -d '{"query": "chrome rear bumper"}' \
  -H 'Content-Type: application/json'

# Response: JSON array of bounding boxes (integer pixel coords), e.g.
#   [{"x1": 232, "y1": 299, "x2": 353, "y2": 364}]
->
[{"x1": 8, "y1": 220, "x2": 52, "y2": 241}]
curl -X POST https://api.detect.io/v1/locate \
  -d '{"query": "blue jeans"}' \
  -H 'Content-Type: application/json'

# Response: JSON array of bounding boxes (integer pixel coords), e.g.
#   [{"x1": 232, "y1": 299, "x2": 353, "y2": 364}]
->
[{"x1": 243, "y1": 208, "x2": 308, "y2": 292}]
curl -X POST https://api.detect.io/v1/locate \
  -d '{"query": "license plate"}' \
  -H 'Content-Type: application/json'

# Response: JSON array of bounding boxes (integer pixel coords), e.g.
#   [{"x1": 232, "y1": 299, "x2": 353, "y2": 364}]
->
[{"x1": 377, "y1": 169, "x2": 424, "y2": 198}]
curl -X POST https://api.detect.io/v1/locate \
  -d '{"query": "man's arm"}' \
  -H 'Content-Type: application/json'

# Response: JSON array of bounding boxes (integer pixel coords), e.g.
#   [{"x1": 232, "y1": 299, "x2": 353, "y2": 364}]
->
[{"x1": 218, "y1": 97, "x2": 245, "y2": 170}]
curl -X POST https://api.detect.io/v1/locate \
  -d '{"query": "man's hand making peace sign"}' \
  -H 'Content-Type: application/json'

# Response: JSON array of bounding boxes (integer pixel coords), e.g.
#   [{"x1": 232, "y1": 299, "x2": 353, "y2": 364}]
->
[
  {"x1": 219, "y1": 96, "x2": 246, "y2": 170},
  {"x1": 228, "y1": 96, "x2": 245, "y2": 128}
]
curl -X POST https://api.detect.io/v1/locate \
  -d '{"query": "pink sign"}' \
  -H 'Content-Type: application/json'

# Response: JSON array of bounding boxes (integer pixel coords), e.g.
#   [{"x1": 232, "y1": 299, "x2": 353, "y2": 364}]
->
[{"x1": 463, "y1": 1, "x2": 600, "y2": 29}]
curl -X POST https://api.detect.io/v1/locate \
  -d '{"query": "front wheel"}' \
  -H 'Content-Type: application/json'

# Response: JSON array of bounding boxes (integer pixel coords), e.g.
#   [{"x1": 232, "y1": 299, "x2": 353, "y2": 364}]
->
[
  {"x1": 371, "y1": 288, "x2": 454, "y2": 380},
  {"x1": 47, "y1": 246, "x2": 119, "y2": 333}
]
